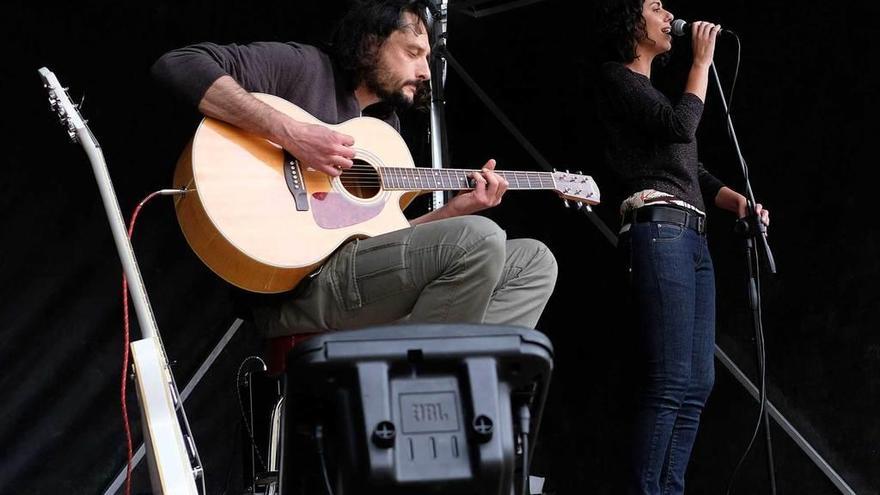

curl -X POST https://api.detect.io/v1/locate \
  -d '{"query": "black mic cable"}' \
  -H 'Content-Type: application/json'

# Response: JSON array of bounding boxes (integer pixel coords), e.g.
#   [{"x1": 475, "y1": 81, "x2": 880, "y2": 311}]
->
[{"x1": 673, "y1": 18, "x2": 775, "y2": 495}]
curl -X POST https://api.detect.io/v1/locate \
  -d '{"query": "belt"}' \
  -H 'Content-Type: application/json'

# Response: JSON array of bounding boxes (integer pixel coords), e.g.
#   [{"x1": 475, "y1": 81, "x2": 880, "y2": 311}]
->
[{"x1": 623, "y1": 205, "x2": 706, "y2": 234}]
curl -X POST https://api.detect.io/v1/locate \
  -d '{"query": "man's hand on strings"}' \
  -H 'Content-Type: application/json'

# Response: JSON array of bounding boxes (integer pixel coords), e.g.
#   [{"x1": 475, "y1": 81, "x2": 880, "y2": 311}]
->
[
  {"x1": 446, "y1": 159, "x2": 509, "y2": 216},
  {"x1": 277, "y1": 119, "x2": 356, "y2": 177}
]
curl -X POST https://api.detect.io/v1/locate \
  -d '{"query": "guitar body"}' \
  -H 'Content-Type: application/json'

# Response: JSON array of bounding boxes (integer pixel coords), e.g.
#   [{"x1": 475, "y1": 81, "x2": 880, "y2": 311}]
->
[
  {"x1": 131, "y1": 337, "x2": 199, "y2": 494},
  {"x1": 173, "y1": 94, "x2": 420, "y2": 293}
]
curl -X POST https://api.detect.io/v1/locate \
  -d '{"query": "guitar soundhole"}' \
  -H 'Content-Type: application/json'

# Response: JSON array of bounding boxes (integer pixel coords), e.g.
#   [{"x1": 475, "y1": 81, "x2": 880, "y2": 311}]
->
[{"x1": 340, "y1": 159, "x2": 381, "y2": 199}]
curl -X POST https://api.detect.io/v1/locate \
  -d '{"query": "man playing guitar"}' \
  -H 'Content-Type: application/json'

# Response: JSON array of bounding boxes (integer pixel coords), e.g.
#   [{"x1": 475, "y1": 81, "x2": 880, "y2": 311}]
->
[{"x1": 151, "y1": 0, "x2": 558, "y2": 336}]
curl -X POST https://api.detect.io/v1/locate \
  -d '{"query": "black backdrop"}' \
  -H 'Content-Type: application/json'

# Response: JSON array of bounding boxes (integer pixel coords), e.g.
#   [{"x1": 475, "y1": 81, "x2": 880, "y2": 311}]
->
[{"x1": 2, "y1": 0, "x2": 878, "y2": 493}]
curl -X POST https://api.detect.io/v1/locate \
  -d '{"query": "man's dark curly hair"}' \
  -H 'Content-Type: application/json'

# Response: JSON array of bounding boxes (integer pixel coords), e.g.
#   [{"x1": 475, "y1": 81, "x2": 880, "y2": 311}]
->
[
  {"x1": 599, "y1": 0, "x2": 669, "y2": 64},
  {"x1": 329, "y1": 0, "x2": 431, "y2": 91}
]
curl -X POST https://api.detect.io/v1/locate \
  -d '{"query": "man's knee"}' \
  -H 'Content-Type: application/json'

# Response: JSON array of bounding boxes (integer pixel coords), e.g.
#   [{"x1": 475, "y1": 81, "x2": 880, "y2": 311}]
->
[
  {"x1": 413, "y1": 216, "x2": 506, "y2": 280},
  {"x1": 509, "y1": 238, "x2": 558, "y2": 288},
  {"x1": 448, "y1": 215, "x2": 507, "y2": 252},
  {"x1": 458, "y1": 217, "x2": 507, "y2": 279},
  {"x1": 532, "y1": 240, "x2": 558, "y2": 279}
]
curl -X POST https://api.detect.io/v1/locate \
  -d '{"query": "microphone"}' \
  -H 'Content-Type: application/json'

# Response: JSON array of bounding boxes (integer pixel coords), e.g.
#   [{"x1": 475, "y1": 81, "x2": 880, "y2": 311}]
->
[{"x1": 671, "y1": 19, "x2": 734, "y2": 37}]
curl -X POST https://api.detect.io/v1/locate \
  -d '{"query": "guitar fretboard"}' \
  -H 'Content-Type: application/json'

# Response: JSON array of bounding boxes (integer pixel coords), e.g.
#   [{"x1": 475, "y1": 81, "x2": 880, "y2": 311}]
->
[{"x1": 378, "y1": 167, "x2": 555, "y2": 191}]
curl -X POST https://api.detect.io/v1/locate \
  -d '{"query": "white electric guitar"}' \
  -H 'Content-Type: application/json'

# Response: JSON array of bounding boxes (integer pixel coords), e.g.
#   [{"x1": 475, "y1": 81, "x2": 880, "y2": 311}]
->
[{"x1": 39, "y1": 67, "x2": 203, "y2": 495}]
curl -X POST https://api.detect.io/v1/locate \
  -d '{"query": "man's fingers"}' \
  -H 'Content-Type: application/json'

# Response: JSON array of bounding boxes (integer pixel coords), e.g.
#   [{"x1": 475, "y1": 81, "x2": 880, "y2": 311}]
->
[
  {"x1": 316, "y1": 163, "x2": 342, "y2": 177},
  {"x1": 483, "y1": 169, "x2": 508, "y2": 202},
  {"x1": 483, "y1": 170, "x2": 500, "y2": 199},
  {"x1": 334, "y1": 144, "x2": 357, "y2": 160},
  {"x1": 330, "y1": 155, "x2": 353, "y2": 170},
  {"x1": 496, "y1": 174, "x2": 509, "y2": 198},
  {"x1": 312, "y1": 156, "x2": 352, "y2": 177},
  {"x1": 471, "y1": 171, "x2": 487, "y2": 186},
  {"x1": 479, "y1": 159, "x2": 506, "y2": 204},
  {"x1": 471, "y1": 171, "x2": 487, "y2": 198},
  {"x1": 335, "y1": 132, "x2": 355, "y2": 147}
]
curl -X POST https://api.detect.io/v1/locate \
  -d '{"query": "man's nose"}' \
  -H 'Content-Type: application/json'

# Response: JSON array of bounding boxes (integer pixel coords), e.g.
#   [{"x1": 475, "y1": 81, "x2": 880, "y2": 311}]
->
[{"x1": 417, "y1": 56, "x2": 430, "y2": 80}]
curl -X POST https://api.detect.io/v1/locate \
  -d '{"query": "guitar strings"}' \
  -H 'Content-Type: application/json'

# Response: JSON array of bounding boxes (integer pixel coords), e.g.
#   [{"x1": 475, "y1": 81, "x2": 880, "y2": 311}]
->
[
  {"x1": 342, "y1": 163, "x2": 559, "y2": 175},
  {"x1": 332, "y1": 163, "x2": 559, "y2": 188},
  {"x1": 323, "y1": 162, "x2": 569, "y2": 177},
  {"x1": 339, "y1": 170, "x2": 557, "y2": 179}
]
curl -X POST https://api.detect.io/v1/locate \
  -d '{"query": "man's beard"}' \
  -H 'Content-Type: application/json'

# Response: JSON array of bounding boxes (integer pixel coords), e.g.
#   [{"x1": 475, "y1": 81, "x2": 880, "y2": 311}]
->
[{"x1": 362, "y1": 64, "x2": 430, "y2": 112}]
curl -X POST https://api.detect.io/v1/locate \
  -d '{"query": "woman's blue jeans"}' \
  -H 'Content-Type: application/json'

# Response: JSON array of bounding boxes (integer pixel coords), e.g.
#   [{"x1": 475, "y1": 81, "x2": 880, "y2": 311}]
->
[{"x1": 620, "y1": 220, "x2": 716, "y2": 495}]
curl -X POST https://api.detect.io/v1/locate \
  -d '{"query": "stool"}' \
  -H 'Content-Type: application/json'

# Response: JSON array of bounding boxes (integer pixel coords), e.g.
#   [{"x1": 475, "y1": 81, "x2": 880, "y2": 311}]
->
[{"x1": 264, "y1": 332, "x2": 320, "y2": 376}]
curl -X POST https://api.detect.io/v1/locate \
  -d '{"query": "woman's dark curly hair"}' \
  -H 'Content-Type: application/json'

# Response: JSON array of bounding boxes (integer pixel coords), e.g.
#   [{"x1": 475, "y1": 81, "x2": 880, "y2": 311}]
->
[
  {"x1": 329, "y1": 0, "x2": 431, "y2": 91},
  {"x1": 599, "y1": 0, "x2": 669, "y2": 64}
]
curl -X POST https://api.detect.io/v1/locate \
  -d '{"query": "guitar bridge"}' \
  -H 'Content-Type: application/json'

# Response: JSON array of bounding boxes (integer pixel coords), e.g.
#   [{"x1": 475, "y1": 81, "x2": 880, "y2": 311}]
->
[{"x1": 283, "y1": 152, "x2": 309, "y2": 211}]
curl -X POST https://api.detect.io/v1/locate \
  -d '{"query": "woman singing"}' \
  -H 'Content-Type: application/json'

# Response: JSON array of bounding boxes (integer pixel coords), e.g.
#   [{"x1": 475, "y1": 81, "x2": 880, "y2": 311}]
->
[{"x1": 596, "y1": 1, "x2": 769, "y2": 493}]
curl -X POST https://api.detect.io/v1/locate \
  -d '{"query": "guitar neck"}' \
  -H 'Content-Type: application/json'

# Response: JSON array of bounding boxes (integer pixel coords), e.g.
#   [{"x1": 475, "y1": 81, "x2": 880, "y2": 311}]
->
[{"x1": 378, "y1": 167, "x2": 556, "y2": 192}]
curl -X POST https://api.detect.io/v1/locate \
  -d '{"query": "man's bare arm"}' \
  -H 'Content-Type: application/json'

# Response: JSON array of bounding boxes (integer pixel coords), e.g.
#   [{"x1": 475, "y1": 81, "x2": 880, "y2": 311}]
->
[{"x1": 197, "y1": 75, "x2": 355, "y2": 177}]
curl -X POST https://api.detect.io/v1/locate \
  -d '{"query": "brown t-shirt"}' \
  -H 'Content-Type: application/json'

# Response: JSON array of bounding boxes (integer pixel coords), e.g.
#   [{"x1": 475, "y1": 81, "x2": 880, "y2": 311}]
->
[{"x1": 150, "y1": 41, "x2": 400, "y2": 131}]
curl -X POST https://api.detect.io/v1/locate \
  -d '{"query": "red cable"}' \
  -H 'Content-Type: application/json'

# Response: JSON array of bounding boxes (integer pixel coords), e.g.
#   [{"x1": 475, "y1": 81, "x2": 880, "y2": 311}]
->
[{"x1": 121, "y1": 190, "x2": 164, "y2": 495}]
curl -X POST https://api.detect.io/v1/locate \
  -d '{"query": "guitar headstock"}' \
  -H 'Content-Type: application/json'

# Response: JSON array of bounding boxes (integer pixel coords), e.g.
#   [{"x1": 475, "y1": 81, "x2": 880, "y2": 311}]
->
[
  {"x1": 39, "y1": 67, "x2": 86, "y2": 143},
  {"x1": 551, "y1": 170, "x2": 601, "y2": 207}
]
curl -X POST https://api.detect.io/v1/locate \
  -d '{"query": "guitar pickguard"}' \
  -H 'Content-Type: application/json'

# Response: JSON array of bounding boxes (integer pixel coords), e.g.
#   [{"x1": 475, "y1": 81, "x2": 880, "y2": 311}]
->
[{"x1": 311, "y1": 191, "x2": 385, "y2": 229}]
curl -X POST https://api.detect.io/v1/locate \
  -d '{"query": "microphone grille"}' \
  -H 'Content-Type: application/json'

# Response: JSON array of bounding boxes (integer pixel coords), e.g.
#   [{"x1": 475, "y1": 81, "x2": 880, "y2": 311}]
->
[{"x1": 671, "y1": 19, "x2": 688, "y2": 37}]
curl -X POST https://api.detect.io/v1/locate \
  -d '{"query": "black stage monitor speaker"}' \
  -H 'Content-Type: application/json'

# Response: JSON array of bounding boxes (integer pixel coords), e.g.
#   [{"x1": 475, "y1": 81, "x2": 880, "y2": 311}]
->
[{"x1": 278, "y1": 324, "x2": 553, "y2": 495}]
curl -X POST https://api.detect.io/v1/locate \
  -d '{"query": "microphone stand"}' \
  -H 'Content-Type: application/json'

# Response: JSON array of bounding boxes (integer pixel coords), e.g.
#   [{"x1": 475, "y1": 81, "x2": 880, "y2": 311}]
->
[
  {"x1": 425, "y1": 0, "x2": 451, "y2": 209},
  {"x1": 710, "y1": 61, "x2": 778, "y2": 495}
]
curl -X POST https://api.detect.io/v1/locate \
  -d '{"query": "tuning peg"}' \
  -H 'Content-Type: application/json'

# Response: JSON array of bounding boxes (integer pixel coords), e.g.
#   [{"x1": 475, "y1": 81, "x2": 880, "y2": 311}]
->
[{"x1": 562, "y1": 199, "x2": 571, "y2": 208}]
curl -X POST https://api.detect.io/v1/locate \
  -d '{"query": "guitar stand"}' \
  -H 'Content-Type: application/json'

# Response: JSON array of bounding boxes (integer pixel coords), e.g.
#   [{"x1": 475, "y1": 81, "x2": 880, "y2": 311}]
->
[
  {"x1": 238, "y1": 333, "x2": 318, "y2": 495},
  {"x1": 237, "y1": 356, "x2": 282, "y2": 495}
]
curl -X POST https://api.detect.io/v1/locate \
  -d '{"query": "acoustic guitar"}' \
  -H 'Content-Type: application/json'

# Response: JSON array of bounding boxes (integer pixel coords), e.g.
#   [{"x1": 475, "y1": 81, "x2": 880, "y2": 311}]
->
[{"x1": 173, "y1": 94, "x2": 600, "y2": 293}]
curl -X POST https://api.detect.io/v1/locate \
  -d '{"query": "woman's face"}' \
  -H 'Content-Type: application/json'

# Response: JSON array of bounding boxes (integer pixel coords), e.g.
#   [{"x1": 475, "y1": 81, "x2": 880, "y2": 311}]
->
[{"x1": 638, "y1": 0, "x2": 674, "y2": 55}]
